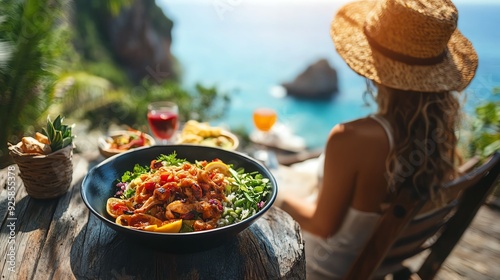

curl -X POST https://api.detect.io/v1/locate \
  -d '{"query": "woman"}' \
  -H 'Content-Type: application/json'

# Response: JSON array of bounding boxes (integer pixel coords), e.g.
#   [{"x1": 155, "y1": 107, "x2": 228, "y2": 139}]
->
[{"x1": 278, "y1": 0, "x2": 478, "y2": 279}]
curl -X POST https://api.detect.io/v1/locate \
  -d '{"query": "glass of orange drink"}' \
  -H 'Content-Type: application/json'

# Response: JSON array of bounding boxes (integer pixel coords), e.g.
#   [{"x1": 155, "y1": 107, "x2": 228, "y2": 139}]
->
[
  {"x1": 251, "y1": 108, "x2": 278, "y2": 169},
  {"x1": 253, "y1": 108, "x2": 277, "y2": 133}
]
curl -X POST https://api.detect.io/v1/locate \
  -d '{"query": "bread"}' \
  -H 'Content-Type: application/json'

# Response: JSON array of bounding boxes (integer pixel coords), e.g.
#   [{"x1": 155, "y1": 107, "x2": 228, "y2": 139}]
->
[
  {"x1": 20, "y1": 136, "x2": 52, "y2": 155},
  {"x1": 35, "y1": 132, "x2": 50, "y2": 145}
]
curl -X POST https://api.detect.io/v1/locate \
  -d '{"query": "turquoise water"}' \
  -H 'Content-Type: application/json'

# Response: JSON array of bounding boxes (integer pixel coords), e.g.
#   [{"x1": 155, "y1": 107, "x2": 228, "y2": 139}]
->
[{"x1": 159, "y1": 1, "x2": 500, "y2": 149}]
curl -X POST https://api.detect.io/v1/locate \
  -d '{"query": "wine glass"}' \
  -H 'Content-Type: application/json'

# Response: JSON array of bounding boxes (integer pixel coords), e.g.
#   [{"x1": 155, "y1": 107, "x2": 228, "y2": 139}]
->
[
  {"x1": 147, "y1": 101, "x2": 179, "y2": 145},
  {"x1": 252, "y1": 108, "x2": 278, "y2": 169}
]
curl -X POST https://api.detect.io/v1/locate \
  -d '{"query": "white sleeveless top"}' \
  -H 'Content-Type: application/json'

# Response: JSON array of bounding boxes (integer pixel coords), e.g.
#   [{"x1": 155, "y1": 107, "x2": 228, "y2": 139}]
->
[{"x1": 305, "y1": 115, "x2": 394, "y2": 280}]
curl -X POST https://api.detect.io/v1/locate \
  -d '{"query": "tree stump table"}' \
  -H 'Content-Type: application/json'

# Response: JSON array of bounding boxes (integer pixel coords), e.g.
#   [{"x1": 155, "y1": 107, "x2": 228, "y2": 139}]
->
[{"x1": 0, "y1": 155, "x2": 306, "y2": 279}]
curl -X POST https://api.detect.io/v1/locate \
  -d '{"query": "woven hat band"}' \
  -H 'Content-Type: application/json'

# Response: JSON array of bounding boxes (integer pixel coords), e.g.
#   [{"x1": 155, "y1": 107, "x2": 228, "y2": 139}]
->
[
  {"x1": 363, "y1": 27, "x2": 448, "y2": 66},
  {"x1": 364, "y1": 0, "x2": 458, "y2": 60}
]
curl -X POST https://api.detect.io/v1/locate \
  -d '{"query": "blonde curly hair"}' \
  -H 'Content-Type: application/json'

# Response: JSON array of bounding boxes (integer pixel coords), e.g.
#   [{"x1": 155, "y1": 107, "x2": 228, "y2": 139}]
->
[{"x1": 375, "y1": 83, "x2": 462, "y2": 202}]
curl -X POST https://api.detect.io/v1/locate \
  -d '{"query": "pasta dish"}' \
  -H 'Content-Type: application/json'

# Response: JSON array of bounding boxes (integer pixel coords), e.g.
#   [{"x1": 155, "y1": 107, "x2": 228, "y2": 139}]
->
[{"x1": 106, "y1": 152, "x2": 272, "y2": 233}]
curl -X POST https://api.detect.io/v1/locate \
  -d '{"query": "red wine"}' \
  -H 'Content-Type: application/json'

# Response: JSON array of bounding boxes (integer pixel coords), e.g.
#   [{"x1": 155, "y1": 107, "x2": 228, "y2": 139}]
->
[{"x1": 147, "y1": 112, "x2": 178, "y2": 140}]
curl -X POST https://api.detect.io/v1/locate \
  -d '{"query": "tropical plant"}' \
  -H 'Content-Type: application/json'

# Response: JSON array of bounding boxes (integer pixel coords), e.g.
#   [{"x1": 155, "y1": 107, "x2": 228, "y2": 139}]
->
[
  {"x1": 78, "y1": 80, "x2": 231, "y2": 133},
  {"x1": 0, "y1": 0, "x2": 232, "y2": 168},
  {"x1": 462, "y1": 90, "x2": 500, "y2": 201},
  {"x1": 0, "y1": 0, "x2": 71, "y2": 166},
  {"x1": 467, "y1": 98, "x2": 500, "y2": 159},
  {"x1": 42, "y1": 115, "x2": 74, "y2": 152}
]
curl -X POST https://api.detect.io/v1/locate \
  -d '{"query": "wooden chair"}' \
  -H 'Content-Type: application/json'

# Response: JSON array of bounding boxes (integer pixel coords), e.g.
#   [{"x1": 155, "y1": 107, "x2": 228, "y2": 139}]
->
[{"x1": 345, "y1": 152, "x2": 500, "y2": 280}]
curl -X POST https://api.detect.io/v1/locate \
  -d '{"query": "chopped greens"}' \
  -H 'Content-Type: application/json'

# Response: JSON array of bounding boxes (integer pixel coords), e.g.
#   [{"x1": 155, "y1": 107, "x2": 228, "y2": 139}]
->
[
  {"x1": 121, "y1": 164, "x2": 149, "y2": 183},
  {"x1": 122, "y1": 188, "x2": 135, "y2": 199},
  {"x1": 156, "y1": 152, "x2": 186, "y2": 166},
  {"x1": 219, "y1": 167, "x2": 272, "y2": 226}
]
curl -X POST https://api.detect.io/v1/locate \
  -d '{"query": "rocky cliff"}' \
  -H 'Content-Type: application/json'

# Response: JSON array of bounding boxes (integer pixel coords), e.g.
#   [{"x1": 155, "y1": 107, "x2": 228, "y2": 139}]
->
[
  {"x1": 73, "y1": 0, "x2": 177, "y2": 84},
  {"x1": 108, "y1": 0, "x2": 176, "y2": 83}
]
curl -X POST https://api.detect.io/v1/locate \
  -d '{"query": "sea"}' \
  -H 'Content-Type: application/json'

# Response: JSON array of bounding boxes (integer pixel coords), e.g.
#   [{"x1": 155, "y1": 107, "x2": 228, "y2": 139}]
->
[{"x1": 158, "y1": 0, "x2": 500, "y2": 149}]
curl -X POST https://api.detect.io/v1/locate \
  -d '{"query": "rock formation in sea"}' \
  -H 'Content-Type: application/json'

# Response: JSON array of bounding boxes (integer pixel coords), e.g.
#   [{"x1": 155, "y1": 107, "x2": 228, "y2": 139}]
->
[{"x1": 282, "y1": 59, "x2": 338, "y2": 99}]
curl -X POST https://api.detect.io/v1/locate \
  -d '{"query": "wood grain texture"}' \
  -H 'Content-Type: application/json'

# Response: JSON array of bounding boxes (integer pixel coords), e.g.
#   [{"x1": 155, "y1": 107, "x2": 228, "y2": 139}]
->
[
  {"x1": 0, "y1": 156, "x2": 305, "y2": 280},
  {"x1": 68, "y1": 206, "x2": 305, "y2": 280},
  {"x1": 4, "y1": 154, "x2": 496, "y2": 279}
]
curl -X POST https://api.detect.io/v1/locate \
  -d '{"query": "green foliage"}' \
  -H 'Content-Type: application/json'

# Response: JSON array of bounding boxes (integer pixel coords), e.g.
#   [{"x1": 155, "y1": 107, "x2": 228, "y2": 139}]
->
[
  {"x1": 0, "y1": 0, "x2": 231, "y2": 168},
  {"x1": 55, "y1": 71, "x2": 115, "y2": 118},
  {"x1": 80, "y1": 80, "x2": 231, "y2": 133},
  {"x1": 157, "y1": 152, "x2": 187, "y2": 167},
  {"x1": 121, "y1": 163, "x2": 149, "y2": 183},
  {"x1": 467, "y1": 91, "x2": 500, "y2": 159},
  {"x1": 42, "y1": 115, "x2": 74, "y2": 151},
  {"x1": 96, "y1": 0, "x2": 134, "y2": 17},
  {"x1": 0, "y1": 0, "x2": 70, "y2": 163},
  {"x1": 136, "y1": 81, "x2": 231, "y2": 124},
  {"x1": 71, "y1": 0, "x2": 132, "y2": 86}
]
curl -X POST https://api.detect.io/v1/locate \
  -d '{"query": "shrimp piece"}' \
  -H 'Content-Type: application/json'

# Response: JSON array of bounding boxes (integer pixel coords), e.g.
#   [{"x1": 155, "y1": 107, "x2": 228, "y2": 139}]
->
[
  {"x1": 197, "y1": 170, "x2": 220, "y2": 193},
  {"x1": 133, "y1": 180, "x2": 154, "y2": 204},
  {"x1": 181, "y1": 162, "x2": 193, "y2": 171},
  {"x1": 179, "y1": 177, "x2": 197, "y2": 188},
  {"x1": 184, "y1": 183, "x2": 202, "y2": 201},
  {"x1": 197, "y1": 170, "x2": 211, "y2": 184},
  {"x1": 180, "y1": 162, "x2": 198, "y2": 175},
  {"x1": 165, "y1": 200, "x2": 199, "y2": 219},
  {"x1": 199, "y1": 200, "x2": 222, "y2": 220},
  {"x1": 134, "y1": 196, "x2": 162, "y2": 214},
  {"x1": 210, "y1": 175, "x2": 227, "y2": 195},
  {"x1": 211, "y1": 173, "x2": 225, "y2": 185},
  {"x1": 153, "y1": 187, "x2": 170, "y2": 201},
  {"x1": 179, "y1": 178, "x2": 203, "y2": 200},
  {"x1": 193, "y1": 219, "x2": 217, "y2": 231},
  {"x1": 150, "y1": 159, "x2": 163, "y2": 170},
  {"x1": 188, "y1": 164, "x2": 198, "y2": 176},
  {"x1": 176, "y1": 170, "x2": 190, "y2": 179}
]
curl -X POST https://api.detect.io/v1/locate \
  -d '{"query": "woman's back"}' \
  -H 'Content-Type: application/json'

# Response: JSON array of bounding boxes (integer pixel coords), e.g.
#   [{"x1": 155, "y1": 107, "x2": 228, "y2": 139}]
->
[
  {"x1": 303, "y1": 115, "x2": 395, "y2": 279},
  {"x1": 280, "y1": 0, "x2": 478, "y2": 279},
  {"x1": 345, "y1": 116, "x2": 393, "y2": 212}
]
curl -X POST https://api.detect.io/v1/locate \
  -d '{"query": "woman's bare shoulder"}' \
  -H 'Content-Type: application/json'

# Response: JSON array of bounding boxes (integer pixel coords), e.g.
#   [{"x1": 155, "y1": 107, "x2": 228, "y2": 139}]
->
[
  {"x1": 329, "y1": 118, "x2": 392, "y2": 212},
  {"x1": 329, "y1": 117, "x2": 381, "y2": 143},
  {"x1": 325, "y1": 118, "x2": 378, "y2": 166},
  {"x1": 327, "y1": 116, "x2": 390, "y2": 166}
]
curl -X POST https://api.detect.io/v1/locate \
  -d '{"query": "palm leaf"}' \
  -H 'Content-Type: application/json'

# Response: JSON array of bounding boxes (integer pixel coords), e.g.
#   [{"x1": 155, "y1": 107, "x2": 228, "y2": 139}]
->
[
  {"x1": 0, "y1": 0, "x2": 70, "y2": 163},
  {"x1": 52, "y1": 71, "x2": 117, "y2": 118}
]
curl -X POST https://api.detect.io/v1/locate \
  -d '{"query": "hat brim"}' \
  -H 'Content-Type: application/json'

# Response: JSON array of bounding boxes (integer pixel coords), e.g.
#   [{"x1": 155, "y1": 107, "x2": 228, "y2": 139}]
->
[{"x1": 330, "y1": 1, "x2": 478, "y2": 92}]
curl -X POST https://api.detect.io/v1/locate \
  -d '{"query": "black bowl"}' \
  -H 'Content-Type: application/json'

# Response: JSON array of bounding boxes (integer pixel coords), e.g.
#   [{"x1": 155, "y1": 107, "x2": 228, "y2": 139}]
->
[{"x1": 81, "y1": 145, "x2": 278, "y2": 252}]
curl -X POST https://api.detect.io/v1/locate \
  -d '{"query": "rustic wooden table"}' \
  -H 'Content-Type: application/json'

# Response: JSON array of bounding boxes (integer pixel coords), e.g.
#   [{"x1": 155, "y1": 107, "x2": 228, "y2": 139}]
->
[{"x1": 0, "y1": 154, "x2": 305, "y2": 280}]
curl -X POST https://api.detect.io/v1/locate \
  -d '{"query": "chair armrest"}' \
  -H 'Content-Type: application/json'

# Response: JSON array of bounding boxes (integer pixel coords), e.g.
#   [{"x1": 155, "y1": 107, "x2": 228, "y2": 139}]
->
[{"x1": 458, "y1": 156, "x2": 481, "y2": 174}]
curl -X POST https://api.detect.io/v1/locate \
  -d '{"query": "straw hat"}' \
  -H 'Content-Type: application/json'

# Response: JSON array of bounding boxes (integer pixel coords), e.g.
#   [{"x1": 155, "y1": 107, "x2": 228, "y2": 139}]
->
[{"x1": 330, "y1": 0, "x2": 478, "y2": 92}]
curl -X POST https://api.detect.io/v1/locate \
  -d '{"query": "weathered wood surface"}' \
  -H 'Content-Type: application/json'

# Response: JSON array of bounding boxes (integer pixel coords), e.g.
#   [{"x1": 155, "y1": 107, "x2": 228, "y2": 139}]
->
[
  {"x1": 0, "y1": 155, "x2": 305, "y2": 280},
  {"x1": 1, "y1": 153, "x2": 499, "y2": 280},
  {"x1": 276, "y1": 164, "x2": 500, "y2": 280},
  {"x1": 420, "y1": 206, "x2": 500, "y2": 280}
]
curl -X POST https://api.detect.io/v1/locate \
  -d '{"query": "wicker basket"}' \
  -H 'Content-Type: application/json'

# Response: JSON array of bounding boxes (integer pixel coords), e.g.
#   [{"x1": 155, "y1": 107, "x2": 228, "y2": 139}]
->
[{"x1": 9, "y1": 144, "x2": 73, "y2": 199}]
